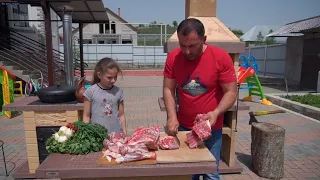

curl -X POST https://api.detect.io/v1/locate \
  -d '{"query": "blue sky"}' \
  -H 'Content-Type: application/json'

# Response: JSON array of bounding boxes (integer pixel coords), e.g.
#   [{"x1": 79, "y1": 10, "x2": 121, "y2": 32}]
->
[{"x1": 102, "y1": 0, "x2": 320, "y2": 32}]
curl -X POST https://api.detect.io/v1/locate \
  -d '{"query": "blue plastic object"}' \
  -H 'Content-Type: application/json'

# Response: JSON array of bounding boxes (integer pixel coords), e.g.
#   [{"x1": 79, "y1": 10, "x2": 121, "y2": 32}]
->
[
  {"x1": 85, "y1": 85, "x2": 91, "y2": 89},
  {"x1": 238, "y1": 55, "x2": 259, "y2": 90}
]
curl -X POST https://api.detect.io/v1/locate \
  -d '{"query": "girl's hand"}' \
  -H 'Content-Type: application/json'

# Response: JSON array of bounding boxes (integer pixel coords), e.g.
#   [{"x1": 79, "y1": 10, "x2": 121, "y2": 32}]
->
[{"x1": 122, "y1": 128, "x2": 127, "y2": 137}]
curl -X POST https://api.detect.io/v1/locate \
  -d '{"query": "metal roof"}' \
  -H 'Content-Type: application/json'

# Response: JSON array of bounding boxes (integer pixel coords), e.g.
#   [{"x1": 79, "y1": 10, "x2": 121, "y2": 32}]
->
[
  {"x1": 267, "y1": 16, "x2": 320, "y2": 37},
  {"x1": 16, "y1": 0, "x2": 109, "y2": 23}
]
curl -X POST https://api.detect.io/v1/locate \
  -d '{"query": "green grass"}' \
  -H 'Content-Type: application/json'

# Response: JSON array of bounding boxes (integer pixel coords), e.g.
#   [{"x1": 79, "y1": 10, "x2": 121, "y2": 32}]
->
[{"x1": 284, "y1": 93, "x2": 320, "y2": 108}]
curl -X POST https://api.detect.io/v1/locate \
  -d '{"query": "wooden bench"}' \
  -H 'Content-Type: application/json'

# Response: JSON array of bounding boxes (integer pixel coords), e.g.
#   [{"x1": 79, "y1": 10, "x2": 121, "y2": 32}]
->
[{"x1": 158, "y1": 97, "x2": 249, "y2": 167}]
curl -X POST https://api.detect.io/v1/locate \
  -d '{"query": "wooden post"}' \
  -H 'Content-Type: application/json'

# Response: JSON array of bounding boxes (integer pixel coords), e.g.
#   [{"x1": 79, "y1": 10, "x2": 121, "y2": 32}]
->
[
  {"x1": 79, "y1": 22, "x2": 84, "y2": 77},
  {"x1": 251, "y1": 122, "x2": 285, "y2": 179},
  {"x1": 41, "y1": 0, "x2": 54, "y2": 85}
]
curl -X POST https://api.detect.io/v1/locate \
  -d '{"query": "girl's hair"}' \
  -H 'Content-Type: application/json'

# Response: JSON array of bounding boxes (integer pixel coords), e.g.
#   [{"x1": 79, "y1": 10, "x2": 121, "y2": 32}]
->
[{"x1": 92, "y1": 57, "x2": 122, "y2": 84}]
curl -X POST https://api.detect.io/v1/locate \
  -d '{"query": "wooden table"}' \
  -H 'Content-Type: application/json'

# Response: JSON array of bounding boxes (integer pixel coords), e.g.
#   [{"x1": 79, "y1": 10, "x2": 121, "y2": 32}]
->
[{"x1": 158, "y1": 97, "x2": 250, "y2": 170}]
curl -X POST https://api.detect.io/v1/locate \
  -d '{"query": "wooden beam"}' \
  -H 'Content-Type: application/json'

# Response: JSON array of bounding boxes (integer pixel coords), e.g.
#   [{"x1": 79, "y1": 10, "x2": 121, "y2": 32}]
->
[
  {"x1": 79, "y1": 22, "x2": 84, "y2": 77},
  {"x1": 41, "y1": 0, "x2": 54, "y2": 85}
]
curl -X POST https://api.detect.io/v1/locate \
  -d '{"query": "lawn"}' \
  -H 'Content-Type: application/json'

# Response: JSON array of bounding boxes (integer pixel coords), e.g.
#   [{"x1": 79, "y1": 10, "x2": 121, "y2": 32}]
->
[{"x1": 284, "y1": 93, "x2": 320, "y2": 108}]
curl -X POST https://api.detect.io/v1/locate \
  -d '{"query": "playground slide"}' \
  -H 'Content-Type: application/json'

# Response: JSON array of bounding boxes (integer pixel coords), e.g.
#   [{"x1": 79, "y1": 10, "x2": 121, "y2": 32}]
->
[
  {"x1": 237, "y1": 55, "x2": 272, "y2": 106},
  {"x1": 0, "y1": 66, "x2": 16, "y2": 118}
]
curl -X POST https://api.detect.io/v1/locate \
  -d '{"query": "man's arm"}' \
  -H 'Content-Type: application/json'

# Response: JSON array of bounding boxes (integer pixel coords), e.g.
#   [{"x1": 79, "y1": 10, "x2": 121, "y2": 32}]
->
[
  {"x1": 163, "y1": 77, "x2": 178, "y2": 120},
  {"x1": 206, "y1": 50, "x2": 238, "y2": 126},
  {"x1": 207, "y1": 81, "x2": 237, "y2": 125}
]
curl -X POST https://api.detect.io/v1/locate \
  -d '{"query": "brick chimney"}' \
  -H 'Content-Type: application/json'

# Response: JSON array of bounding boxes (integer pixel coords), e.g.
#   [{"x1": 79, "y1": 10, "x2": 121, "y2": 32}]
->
[
  {"x1": 118, "y1": 8, "x2": 120, "y2": 17},
  {"x1": 185, "y1": 0, "x2": 216, "y2": 18}
]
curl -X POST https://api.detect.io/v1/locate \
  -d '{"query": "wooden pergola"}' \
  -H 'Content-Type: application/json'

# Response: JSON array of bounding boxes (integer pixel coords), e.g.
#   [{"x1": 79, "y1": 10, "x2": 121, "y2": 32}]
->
[{"x1": 14, "y1": 0, "x2": 109, "y2": 86}]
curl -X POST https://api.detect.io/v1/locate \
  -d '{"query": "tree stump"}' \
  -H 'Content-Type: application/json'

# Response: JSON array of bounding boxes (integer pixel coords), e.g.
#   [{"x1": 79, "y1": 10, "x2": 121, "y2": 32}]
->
[{"x1": 251, "y1": 122, "x2": 285, "y2": 179}]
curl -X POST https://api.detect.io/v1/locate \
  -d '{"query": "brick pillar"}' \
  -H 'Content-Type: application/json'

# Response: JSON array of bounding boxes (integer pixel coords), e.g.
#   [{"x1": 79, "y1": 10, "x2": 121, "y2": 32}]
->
[
  {"x1": 23, "y1": 111, "x2": 39, "y2": 174},
  {"x1": 185, "y1": 0, "x2": 216, "y2": 18},
  {"x1": 23, "y1": 110, "x2": 80, "y2": 173}
]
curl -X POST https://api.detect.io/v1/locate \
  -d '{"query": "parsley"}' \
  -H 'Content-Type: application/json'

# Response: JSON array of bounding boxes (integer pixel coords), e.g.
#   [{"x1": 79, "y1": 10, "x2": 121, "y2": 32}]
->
[{"x1": 45, "y1": 121, "x2": 108, "y2": 155}]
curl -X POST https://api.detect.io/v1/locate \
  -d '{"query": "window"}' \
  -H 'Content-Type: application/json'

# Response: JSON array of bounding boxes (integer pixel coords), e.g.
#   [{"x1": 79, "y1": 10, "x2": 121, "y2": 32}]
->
[
  {"x1": 111, "y1": 21, "x2": 116, "y2": 34},
  {"x1": 99, "y1": 24, "x2": 104, "y2": 34},
  {"x1": 122, "y1": 40, "x2": 132, "y2": 44},
  {"x1": 12, "y1": 4, "x2": 29, "y2": 27},
  {"x1": 105, "y1": 21, "x2": 110, "y2": 33},
  {"x1": 98, "y1": 40, "x2": 104, "y2": 44}
]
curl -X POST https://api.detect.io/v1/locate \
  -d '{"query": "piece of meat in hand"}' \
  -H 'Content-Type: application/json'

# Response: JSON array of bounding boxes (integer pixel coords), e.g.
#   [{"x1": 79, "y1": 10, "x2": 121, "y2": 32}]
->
[
  {"x1": 192, "y1": 114, "x2": 212, "y2": 141},
  {"x1": 158, "y1": 136, "x2": 180, "y2": 150},
  {"x1": 186, "y1": 131, "x2": 201, "y2": 149}
]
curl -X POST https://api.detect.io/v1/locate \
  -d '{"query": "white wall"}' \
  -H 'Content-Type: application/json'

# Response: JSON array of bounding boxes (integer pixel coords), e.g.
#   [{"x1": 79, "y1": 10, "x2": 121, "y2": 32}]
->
[
  {"x1": 59, "y1": 44, "x2": 167, "y2": 65},
  {"x1": 243, "y1": 44, "x2": 286, "y2": 79}
]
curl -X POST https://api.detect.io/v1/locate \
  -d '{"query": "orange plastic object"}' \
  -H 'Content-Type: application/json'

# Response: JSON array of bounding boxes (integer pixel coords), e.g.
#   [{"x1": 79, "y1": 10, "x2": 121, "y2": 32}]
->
[{"x1": 237, "y1": 67, "x2": 255, "y2": 85}]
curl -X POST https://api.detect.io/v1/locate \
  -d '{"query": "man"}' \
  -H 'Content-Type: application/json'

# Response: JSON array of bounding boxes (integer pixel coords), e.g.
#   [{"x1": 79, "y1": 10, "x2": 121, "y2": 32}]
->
[{"x1": 162, "y1": 18, "x2": 238, "y2": 180}]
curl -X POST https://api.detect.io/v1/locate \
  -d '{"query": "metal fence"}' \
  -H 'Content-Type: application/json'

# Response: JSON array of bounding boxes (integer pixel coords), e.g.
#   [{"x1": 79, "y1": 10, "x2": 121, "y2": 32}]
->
[
  {"x1": 243, "y1": 44, "x2": 286, "y2": 78},
  {"x1": 59, "y1": 43, "x2": 168, "y2": 68}
]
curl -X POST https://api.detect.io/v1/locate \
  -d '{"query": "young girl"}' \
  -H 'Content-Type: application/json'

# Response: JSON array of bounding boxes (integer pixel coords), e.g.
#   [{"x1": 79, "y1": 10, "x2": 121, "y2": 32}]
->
[{"x1": 82, "y1": 57, "x2": 127, "y2": 135}]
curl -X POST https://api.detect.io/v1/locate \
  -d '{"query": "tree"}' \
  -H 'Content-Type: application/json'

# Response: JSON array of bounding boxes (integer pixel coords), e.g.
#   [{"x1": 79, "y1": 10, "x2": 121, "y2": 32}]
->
[
  {"x1": 264, "y1": 29, "x2": 276, "y2": 45},
  {"x1": 256, "y1": 31, "x2": 264, "y2": 45},
  {"x1": 172, "y1": 20, "x2": 178, "y2": 28},
  {"x1": 230, "y1": 28, "x2": 244, "y2": 38}
]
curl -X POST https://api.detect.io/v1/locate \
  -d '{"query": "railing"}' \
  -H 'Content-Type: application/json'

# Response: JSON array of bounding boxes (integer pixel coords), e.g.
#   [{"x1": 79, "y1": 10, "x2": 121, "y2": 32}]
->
[{"x1": 0, "y1": 25, "x2": 87, "y2": 84}]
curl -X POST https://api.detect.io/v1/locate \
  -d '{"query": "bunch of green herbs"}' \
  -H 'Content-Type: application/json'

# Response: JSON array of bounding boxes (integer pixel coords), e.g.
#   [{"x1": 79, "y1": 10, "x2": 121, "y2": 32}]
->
[{"x1": 45, "y1": 121, "x2": 108, "y2": 155}]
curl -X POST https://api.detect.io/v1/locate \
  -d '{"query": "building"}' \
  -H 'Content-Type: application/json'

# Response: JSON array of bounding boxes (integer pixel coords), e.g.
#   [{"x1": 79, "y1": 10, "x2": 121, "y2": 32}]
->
[
  {"x1": 267, "y1": 15, "x2": 320, "y2": 90},
  {"x1": 241, "y1": 25, "x2": 287, "y2": 46},
  {"x1": 59, "y1": 8, "x2": 138, "y2": 46}
]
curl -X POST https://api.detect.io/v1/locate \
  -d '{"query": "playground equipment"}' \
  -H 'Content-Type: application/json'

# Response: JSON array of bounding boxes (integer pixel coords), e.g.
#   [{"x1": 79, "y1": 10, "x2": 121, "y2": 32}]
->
[
  {"x1": 237, "y1": 55, "x2": 272, "y2": 106},
  {"x1": 0, "y1": 67, "x2": 16, "y2": 118}
]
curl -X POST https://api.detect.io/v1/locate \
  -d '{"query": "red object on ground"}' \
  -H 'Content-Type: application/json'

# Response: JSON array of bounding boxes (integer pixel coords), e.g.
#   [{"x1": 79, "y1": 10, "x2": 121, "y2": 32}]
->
[{"x1": 158, "y1": 136, "x2": 180, "y2": 150}]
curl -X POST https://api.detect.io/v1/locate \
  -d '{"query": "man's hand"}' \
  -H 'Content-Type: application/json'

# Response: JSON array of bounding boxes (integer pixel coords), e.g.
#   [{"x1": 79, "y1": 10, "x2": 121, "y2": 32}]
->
[
  {"x1": 166, "y1": 117, "x2": 179, "y2": 136},
  {"x1": 203, "y1": 111, "x2": 219, "y2": 127}
]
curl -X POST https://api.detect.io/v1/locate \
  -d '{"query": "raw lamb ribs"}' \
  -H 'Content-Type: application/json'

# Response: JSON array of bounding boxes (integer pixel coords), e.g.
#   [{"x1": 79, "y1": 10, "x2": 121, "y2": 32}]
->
[
  {"x1": 158, "y1": 136, "x2": 180, "y2": 150},
  {"x1": 103, "y1": 126, "x2": 160, "y2": 163},
  {"x1": 186, "y1": 114, "x2": 212, "y2": 149},
  {"x1": 192, "y1": 114, "x2": 212, "y2": 141},
  {"x1": 127, "y1": 126, "x2": 161, "y2": 150}
]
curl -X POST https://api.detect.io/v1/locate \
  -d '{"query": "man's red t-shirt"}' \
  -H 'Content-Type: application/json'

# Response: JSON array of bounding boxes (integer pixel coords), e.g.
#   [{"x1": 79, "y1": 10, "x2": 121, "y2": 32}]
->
[{"x1": 163, "y1": 45, "x2": 237, "y2": 130}]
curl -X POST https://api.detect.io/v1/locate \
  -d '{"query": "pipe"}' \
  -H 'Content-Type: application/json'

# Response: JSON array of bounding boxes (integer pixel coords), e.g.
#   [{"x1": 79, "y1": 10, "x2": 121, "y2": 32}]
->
[{"x1": 63, "y1": 11, "x2": 74, "y2": 86}]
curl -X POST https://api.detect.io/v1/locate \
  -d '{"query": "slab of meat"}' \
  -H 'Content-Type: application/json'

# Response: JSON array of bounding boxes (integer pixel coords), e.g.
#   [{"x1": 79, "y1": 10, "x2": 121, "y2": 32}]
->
[
  {"x1": 108, "y1": 132, "x2": 127, "y2": 143},
  {"x1": 127, "y1": 126, "x2": 161, "y2": 150},
  {"x1": 186, "y1": 131, "x2": 201, "y2": 149},
  {"x1": 103, "y1": 149, "x2": 122, "y2": 162},
  {"x1": 158, "y1": 136, "x2": 180, "y2": 150},
  {"x1": 115, "y1": 151, "x2": 156, "y2": 164},
  {"x1": 192, "y1": 114, "x2": 212, "y2": 141},
  {"x1": 119, "y1": 143, "x2": 149, "y2": 155}
]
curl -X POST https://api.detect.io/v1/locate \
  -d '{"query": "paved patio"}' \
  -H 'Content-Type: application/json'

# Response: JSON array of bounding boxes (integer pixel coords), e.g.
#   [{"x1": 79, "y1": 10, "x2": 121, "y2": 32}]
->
[{"x1": 0, "y1": 74, "x2": 320, "y2": 180}]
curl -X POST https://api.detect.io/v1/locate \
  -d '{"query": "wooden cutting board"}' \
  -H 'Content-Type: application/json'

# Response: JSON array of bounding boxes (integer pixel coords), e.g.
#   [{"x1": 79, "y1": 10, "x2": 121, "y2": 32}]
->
[
  {"x1": 97, "y1": 150, "x2": 157, "y2": 166},
  {"x1": 155, "y1": 131, "x2": 216, "y2": 163}
]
